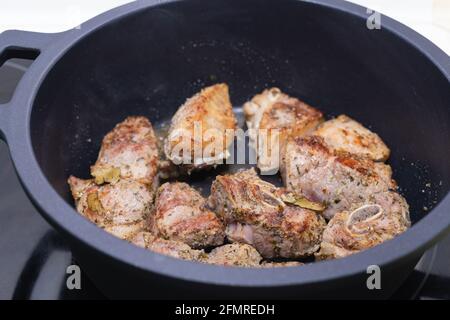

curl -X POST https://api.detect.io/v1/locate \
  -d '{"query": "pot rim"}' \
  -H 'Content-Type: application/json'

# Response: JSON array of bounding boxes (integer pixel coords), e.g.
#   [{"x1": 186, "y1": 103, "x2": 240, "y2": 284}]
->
[{"x1": 4, "y1": 0, "x2": 450, "y2": 288}]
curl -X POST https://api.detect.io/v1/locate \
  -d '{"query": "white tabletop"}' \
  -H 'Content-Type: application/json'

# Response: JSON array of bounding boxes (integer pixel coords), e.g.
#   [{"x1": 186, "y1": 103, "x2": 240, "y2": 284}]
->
[{"x1": 0, "y1": 0, "x2": 449, "y2": 54}]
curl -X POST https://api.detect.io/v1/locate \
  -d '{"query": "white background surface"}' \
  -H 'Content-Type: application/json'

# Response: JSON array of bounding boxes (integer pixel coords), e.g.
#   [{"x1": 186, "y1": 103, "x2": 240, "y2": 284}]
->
[{"x1": 0, "y1": 0, "x2": 449, "y2": 54}]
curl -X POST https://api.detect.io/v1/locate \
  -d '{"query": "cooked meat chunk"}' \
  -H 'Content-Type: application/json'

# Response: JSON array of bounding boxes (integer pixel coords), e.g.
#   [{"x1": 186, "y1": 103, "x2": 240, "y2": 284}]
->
[
  {"x1": 316, "y1": 191, "x2": 410, "y2": 260},
  {"x1": 205, "y1": 243, "x2": 262, "y2": 267},
  {"x1": 90, "y1": 116, "x2": 159, "y2": 188},
  {"x1": 131, "y1": 231, "x2": 205, "y2": 261},
  {"x1": 314, "y1": 115, "x2": 390, "y2": 162},
  {"x1": 209, "y1": 169, "x2": 326, "y2": 258},
  {"x1": 243, "y1": 88, "x2": 323, "y2": 173},
  {"x1": 281, "y1": 136, "x2": 396, "y2": 220},
  {"x1": 164, "y1": 84, "x2": 237, "y2": 172},
  {"x1": 260, "y1": 261, "x2": 303, "y2": 268},
  {"x1": 68, "y1": 177, "x2": 153, "y2": 240},
  {"x1": 150, "y1": 182, "x2": 225, "y2": 248}
]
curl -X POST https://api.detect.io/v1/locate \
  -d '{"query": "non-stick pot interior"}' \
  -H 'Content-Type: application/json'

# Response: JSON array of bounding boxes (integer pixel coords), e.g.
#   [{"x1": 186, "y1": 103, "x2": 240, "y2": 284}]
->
[{"x1": 31, "y1": 0, "x2": 450, "y2": 225}]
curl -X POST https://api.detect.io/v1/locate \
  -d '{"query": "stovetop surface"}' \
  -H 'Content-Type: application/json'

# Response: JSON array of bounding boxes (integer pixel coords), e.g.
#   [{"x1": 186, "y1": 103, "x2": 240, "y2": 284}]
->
[{"x1": 0, "y1": 59, "x2": 449, "y2": 300}]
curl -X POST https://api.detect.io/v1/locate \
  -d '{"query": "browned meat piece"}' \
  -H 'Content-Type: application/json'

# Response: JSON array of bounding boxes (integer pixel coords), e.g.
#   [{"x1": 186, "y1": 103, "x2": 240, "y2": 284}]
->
[
  {"x1": 68, "y1": 177, "x2": 153, "y2": 240},
  {"x1": 281, "y1": 136, "x2": 397, "y2": 220},
  {"x1": 209, "y1": 169, "x2": 326, "y2": 258},
  {"x1": 150, "y1": 182, "x2": 225, "y2": 248},
  {"x1": 316, "y1": 192, "x2": 410, "y2": 260},
  {"x1": 205, "y1": 243, "x2": 262, "y2": 267},
  {"x1": 164, "y1": 84, "x2": 237, "y2": 172},
  {"x1": 243, "y1": 88, "x2": 323, "y2": 173},
  {"x1": 131, "y1": 231, "x2": 205, "y2": 261},
  {"x1": 314, "y1": 115, "x2": 390, "y2": 162},
  {"x1": 90, "y1": 116, "x2": 159, "y2": 189},
  {"x1": 260, "y1": 261, "x2": 303, "y2": 268}
]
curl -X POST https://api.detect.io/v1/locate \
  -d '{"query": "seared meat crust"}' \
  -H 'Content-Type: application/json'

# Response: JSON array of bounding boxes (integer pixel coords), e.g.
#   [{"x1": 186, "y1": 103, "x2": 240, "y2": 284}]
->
[
  {"x1": 314, "y1": 115, "x2": 390, "y2": 162},
  {"x1": 68, "y1": 177, "x2": 153, "y2": 240},
  {"x1": 131, "y1": 231, "x2": 205, "y2": 261},
  {"x1": 281, "y1": 136, "x2": 396, "y2": 220},
  {"x1": 209, "y1": 169, "x2": 326, "y2": 258},
  {"x1": 243, "y1": 88, "x2": 323, "y2": 173},
  {"x1": 316, "y1": 191, "x2": 410, "y2": 260},
  {"x1": 151, "y1": 182, "x2": 225, "y2": 248},
  {"x1": 205, "y1": 243, "x2": 262, "y2": 267},
  {"x1": 90, "y1": 116, "x2": 159, "y2": 188},
  {"x1": 164, "y1": 84, "x2": 237, "y2": 172}
]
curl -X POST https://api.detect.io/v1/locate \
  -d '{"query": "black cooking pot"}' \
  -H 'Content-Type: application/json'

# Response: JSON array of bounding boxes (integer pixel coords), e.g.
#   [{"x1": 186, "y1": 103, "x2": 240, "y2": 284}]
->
[{"x1": 0, "y1": 0, "x2": 449, "y2": 299}]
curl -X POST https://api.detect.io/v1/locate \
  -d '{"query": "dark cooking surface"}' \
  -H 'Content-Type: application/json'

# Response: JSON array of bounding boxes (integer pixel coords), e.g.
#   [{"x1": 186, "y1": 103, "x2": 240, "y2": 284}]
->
[{"x1": 1, "y1": 59, "x2": 449, "y2": 300}]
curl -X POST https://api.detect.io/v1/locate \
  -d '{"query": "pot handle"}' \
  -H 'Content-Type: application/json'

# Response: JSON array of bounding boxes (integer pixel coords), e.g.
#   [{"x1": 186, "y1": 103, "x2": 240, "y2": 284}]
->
[{"x1": 0, "y1": 30, "x2": 58, "y2": 142}]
